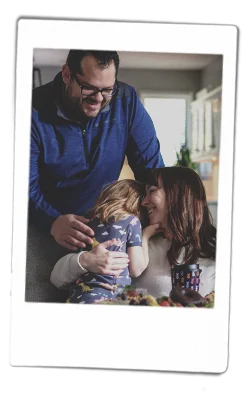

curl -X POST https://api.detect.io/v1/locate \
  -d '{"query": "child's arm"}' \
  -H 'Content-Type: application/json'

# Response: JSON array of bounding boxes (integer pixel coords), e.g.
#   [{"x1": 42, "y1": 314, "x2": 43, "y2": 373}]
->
[
  {"x1": 142, "y1": 233, "x2": 150, "y2": 266},
  {"x1": 140, "y1": 223, "x2": 164, "y2": 273},
  {"x1": 126, "y1": 218, "x2": 159, "y2": 277},
  {"x1": 127, "y1": 246, "x2": 147, "y2": 278}
]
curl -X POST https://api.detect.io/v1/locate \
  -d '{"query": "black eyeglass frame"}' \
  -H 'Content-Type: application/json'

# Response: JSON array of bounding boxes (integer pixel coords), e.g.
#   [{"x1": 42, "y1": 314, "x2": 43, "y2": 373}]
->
[{"x1": 73, "y1": 74, "x2": 117, "y2": 98}]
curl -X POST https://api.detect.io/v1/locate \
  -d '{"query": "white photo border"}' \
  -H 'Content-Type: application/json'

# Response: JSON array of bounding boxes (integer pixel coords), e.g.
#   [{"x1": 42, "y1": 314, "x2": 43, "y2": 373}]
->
[{"x1": 10, "y1": 18, "x2": 237, "y2": 373}]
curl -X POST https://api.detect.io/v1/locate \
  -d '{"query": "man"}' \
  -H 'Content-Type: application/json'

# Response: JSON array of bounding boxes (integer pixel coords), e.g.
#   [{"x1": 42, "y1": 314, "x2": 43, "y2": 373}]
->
[{"x1": 30, "y1": 50, "x2": 164, "y2": 251}]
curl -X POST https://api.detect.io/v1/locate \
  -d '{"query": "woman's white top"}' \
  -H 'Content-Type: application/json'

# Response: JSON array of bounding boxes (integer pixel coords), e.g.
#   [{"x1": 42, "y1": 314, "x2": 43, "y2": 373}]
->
[{"x1": 135, "y1": 235, "x2": 215, "y2": 298}]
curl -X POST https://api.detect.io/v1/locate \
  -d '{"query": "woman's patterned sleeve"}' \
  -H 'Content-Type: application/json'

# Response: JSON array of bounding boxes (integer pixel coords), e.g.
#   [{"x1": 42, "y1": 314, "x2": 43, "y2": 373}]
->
[{"x1": 126, "y1": 216, "x2": 142, "y2": 247}]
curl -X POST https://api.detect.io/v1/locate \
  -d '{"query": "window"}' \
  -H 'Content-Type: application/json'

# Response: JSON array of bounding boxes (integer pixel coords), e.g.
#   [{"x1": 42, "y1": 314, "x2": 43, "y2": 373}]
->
[{"x1": 141, "y1": 92, "x2": 192, "y2": 165}]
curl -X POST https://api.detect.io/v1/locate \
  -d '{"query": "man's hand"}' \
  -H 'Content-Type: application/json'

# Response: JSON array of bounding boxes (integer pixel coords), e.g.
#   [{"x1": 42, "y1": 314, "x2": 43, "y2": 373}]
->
[
  {"x1": 50, "y1": 214, "x2": 95, "y2": 250},
  {"x1": 79, "y1": 239, "x2": 129, "y2": 276},
  {"x1": 143, "y1": 223, "x2": 164, "y2": 240}
]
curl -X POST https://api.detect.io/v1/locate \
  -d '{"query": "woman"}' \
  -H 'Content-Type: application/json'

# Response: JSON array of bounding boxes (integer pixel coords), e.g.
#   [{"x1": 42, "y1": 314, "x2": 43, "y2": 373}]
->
[
  {"x1": 134, "y1": 166, "x2": 216, "y2": 298},
  {"x1": 50, "y1": 167, "x2": 216, "y2": 299}
]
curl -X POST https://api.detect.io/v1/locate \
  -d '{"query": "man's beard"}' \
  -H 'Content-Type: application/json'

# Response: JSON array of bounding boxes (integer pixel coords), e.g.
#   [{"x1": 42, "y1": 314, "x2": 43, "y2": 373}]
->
[
  {"x1": 82, "y1": 95, "x2": 109, "y2": 107},
  {"x1": 70, "y1": 95, "x2": 108, "y2": 120},
  {"x1": 61, "y1": 86, "x2": 110, "y2": 122}
]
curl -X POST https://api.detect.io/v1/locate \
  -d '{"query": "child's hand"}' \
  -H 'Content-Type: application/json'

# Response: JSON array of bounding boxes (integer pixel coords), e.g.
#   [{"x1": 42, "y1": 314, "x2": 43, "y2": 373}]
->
[{"x1": 143, "y1": 223, "x2": 164, "y2": 240}]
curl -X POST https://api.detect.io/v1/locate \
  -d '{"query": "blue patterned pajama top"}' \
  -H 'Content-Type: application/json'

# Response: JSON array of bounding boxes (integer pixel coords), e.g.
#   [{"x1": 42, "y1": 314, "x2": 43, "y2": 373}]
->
[{"x1": 67, "y1": 214, "x2": 142, "y2": 304}]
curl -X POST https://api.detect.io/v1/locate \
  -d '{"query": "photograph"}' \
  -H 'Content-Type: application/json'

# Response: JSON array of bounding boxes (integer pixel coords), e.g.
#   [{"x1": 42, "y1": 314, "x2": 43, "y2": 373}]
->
[
  {"x1": 9, "y1": 19, "x2": 237, "y2": 373},
  {"x1": 29, "y1": 48, "x2": 221, "y2": 309}
]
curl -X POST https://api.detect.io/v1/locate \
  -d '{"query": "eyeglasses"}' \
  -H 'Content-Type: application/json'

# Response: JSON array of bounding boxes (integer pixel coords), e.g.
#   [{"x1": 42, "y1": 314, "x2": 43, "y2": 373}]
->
[{"x1": 73, "y1": 74, "x2": 117, "y2": 98}]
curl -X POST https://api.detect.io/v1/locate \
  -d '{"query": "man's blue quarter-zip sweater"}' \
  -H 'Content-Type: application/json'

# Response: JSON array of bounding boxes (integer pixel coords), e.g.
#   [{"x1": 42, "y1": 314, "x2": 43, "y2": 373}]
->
[{"x1": 29, "y1": 72, "x2": 164, "y2": 232}]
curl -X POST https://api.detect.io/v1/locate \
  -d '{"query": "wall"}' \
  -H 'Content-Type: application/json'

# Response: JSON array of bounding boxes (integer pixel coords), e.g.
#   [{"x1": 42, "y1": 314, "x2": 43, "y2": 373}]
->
[
  {"x1": 208, "y1": 202, "x2": 217, "y2": 227},
  {"x1": 118, "y1": 68, "x2": 201, "y2": 94},
  {"x1": 34, "y1": 56, "x2": 222, "y2": 93},
  {"x1": 200, "y1": 55, "x2": 223, "y2": 90},
  {"x1": 118, "y1": 163, "x2": 134, "y2": 180},
  {"x1": 198, "y1": 56, "x2": 222, "y2": 223},
  {"x1": 34, "y1": 65, "x2": 201, "y2": 95},
  {"x1": 33, "y1": 66, "x2": 61, "y2": 86}
]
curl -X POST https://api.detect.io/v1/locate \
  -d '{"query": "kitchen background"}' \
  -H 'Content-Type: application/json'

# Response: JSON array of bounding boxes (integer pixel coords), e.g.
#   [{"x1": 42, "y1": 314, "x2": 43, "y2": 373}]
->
[{"x1": 33, "y1": 49, "x2": 222, "y2": 226}]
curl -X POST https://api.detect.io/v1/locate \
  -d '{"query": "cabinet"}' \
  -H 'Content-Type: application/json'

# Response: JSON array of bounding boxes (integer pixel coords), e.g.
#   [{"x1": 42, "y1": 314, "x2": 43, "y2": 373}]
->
[{"x1": 190, "y1": 86, "x2": 222, "y2": 161}]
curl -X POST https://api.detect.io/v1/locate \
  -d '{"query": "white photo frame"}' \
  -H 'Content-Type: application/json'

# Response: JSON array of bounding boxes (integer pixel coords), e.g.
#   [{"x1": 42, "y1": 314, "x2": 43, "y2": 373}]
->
[{"x1": 10, "y1": 18, "x2": 237, "y2": 373}]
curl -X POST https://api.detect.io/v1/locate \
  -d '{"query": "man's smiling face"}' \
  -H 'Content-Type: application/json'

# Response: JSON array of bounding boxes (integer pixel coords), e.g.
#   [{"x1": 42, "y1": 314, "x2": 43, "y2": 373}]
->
[{"x1": 62, "y1": 55, "x2": 116, "y2": 120}]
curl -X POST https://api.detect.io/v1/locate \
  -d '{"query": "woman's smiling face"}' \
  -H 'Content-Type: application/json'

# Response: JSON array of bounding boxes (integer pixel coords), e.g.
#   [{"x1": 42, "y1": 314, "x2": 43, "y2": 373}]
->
[{"x1": 141, "y1": 178, "x2": 167, "y2": 226}]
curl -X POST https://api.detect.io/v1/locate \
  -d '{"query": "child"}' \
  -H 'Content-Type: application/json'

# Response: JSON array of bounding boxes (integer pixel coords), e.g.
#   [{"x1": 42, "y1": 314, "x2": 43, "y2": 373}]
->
[{"x1": 67, "y1": 179, "x2": 151, "y2": 304}]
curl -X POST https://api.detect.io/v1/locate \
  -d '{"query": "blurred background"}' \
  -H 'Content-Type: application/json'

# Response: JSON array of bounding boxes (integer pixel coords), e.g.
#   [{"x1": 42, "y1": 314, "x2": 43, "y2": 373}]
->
[{"x1": 33, "y1": 49, "x2": 222, "y2": 226}]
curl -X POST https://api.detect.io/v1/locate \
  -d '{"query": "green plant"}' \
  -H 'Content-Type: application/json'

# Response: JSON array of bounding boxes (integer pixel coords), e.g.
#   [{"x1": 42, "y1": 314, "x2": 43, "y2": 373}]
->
[{"x1": 175, "y1": 145, "x2": 197, "y2": 170}]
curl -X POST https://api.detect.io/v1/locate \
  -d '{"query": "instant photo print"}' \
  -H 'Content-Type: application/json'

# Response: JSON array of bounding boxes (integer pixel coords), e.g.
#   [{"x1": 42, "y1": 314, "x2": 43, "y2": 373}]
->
[{"x1": 10, "y1": 18, "x2": 237, "y2": 373}]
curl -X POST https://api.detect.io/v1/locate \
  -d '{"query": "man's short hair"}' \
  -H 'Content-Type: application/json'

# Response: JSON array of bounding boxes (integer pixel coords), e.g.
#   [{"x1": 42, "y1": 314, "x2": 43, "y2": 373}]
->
[{"x1": 66, "y1": 50, "x2": 120, "y2": 77}]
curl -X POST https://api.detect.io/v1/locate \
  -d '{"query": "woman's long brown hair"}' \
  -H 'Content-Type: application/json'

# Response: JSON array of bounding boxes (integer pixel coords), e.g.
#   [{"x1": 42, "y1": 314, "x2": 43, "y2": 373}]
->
[
  {"x1": 90, "y1": 179, "x2": 145, "y2": 223},
  {"x1": 140, "y1": 166, "x2": 216, "y2": 264}
]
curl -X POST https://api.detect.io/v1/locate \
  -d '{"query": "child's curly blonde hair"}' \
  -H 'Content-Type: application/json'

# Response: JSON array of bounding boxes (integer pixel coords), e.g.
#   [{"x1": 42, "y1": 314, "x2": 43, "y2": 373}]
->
[{"x1": 91, "y1": 179, "x2": 145, "y2": 223}]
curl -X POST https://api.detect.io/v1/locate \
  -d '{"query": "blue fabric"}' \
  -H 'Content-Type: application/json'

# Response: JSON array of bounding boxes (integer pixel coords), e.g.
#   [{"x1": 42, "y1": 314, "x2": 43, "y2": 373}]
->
[
  {"x1": 68, "y1": 285, "x2": 115, "y2": 304},
  {"x1": 86, "y1": 214, "x2": 142, "y2": 252},
  {"x1": 29, "y1": 72, "x2": 164, "y2": 232},
  {"x1": 68, "y1": 214, "x2": 142, "y2": 304}
]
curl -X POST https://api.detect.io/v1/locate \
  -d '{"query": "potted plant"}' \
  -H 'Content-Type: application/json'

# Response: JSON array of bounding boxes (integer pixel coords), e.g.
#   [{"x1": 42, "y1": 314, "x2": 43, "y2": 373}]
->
[{"x1": 175, "y1": 145, "x2": 197, "y2": 170}]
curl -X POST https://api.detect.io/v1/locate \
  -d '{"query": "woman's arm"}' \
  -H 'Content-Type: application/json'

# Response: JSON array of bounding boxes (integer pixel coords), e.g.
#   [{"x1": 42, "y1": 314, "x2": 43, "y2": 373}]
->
[
  {"x1": 50, "y1": 252, "x2": 88, "y2": 289},
  {"x1": 50, "y1": 239, "x2": 129, "y2": 289}
]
